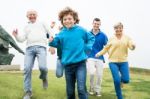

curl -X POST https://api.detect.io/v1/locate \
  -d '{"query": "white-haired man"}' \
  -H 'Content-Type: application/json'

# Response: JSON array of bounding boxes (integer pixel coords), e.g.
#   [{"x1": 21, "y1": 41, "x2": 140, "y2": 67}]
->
[{"x1": 12, "y1": 10, "x2": 52, "y2": 99}]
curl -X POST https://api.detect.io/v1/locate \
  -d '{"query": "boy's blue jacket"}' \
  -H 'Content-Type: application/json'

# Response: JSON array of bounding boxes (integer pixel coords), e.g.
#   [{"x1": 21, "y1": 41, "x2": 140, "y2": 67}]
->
[{"x1": 49, "y1": 25, "x2": 95, "y2": 65}]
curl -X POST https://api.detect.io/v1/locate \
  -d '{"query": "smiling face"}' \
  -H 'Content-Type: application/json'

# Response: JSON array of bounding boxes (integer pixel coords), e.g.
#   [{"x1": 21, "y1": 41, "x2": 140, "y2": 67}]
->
[
  {"x1": 114, "y1": 26, "x2": 123, "y2": 34},
  {"x1": 92, "y1": 20, "x2": 101, "y2": 31},
  {"x1": 26, "y1": 10, "x2": 37, "y2": 23},
  {"x1": 59, "y1": 7, "x2": 79, "y2": 28},
  {"x1": 62, "y1": 14, "x2": 76, "y2": 29},
  {"x1": 114, "y1": 22, "x2": 123, "y2": 35}
]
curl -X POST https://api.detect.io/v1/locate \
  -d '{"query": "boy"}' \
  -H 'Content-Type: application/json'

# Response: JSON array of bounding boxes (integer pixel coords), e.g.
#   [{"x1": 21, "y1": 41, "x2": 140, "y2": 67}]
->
[
  {"x1": 12, "y1": 10, "x2": 51, "y2": 99},
  {"x1": 49, "y1": 7, "x2": 95, "y2": 99}
]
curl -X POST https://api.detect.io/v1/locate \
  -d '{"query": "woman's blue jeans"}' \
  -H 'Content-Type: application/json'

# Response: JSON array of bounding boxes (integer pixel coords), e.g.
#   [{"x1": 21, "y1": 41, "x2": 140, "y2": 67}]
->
[{"x1": 109, "y1": 62, "x2": 130, "y2": 99}]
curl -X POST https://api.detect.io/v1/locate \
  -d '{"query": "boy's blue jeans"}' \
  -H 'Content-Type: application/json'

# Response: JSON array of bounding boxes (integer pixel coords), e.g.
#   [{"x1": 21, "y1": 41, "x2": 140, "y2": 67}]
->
[
  {"x1": 24, "y1": 46, "x2": 48, "y2": 92},
  {"x1": 56, "y1": 59, "x2": 64, "y2": 78},
  {"x1": 109, "y1": 62, "x2": 130, "y2": 99},
  {"x1": 65, "y1": 60, "x2": 88, "y2": 99}
]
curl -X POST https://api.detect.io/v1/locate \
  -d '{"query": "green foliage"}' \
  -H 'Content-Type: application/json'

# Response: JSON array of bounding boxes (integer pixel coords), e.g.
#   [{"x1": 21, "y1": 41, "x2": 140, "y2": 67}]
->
[{"x1": 0, "y1": 68, "x2": 150, "y2": 99}]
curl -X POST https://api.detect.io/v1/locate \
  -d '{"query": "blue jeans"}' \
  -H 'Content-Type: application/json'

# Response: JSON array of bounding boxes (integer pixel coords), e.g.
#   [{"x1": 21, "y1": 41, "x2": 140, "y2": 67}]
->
[
  {"x1": 56, "y1": 59, "x2": 64, "y2": 78},
  {"x1": 65, "y1": 60, "x2": 88, "y2": 99},
  {"x1": 24, "y1": 46, "x2": 48, "y2": 92},
  {"x1": 109, "y1": 62, "x2": 130, "y2": 99}
]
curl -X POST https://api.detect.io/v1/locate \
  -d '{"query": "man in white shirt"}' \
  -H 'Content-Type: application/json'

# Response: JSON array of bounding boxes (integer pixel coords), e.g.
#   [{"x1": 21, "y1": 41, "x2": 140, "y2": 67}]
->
[{"x1": 12, "y1": 10, "x2": 51, "y2": 99}]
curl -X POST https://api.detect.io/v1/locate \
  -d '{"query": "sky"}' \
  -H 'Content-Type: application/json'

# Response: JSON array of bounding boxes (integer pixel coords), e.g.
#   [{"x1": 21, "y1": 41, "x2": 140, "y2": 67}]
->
[{"x1": 0, "y1": 0, "x2": 150, "y2": 69}]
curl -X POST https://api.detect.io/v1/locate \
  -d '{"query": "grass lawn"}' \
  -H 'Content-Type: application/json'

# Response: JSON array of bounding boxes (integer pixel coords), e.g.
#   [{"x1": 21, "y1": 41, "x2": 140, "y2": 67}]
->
[{"x1": 0, "y1": 68, "x2": 150, "y2": 99}]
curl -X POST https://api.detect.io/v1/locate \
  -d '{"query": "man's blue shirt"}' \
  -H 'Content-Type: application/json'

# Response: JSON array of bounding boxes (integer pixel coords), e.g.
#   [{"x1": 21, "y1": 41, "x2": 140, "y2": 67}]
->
[{"x1": 87, "y1": 30, "x2": 108, "y2": 62}]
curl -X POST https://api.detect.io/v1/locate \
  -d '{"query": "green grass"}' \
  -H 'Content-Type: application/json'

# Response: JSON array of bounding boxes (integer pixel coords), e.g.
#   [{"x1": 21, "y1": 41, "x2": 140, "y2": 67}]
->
[{"x1": 0, "y1": 68, "x2": 150, "y2": 99}]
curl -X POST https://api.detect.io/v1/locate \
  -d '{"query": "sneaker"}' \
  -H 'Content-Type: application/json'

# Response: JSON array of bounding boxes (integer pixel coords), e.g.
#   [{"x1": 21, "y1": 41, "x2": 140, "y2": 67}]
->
[
  {"x1": 42, "y1": 79, "x2": 48, "y2": 89},
  {"x1": 23, "y1": 91, "x2": 32, "y2": 99},
  {"x1": 89, "y1": 89, "x2": 94, "y2": 95},
  {"x1": 95, "y1": 92, "x2": 101, "y2": 97}
]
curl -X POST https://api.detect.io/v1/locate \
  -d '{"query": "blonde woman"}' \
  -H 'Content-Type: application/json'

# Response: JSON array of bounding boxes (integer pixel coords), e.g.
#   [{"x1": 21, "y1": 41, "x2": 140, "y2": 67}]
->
[{"x1": 96, "y1": 22, "x2": 135, "y2": 99}]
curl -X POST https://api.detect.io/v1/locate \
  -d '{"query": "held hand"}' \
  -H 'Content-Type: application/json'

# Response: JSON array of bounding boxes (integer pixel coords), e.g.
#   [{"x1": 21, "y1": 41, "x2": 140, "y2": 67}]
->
[
  {"x1": 12, "y1": 29, "x2": 18, "y2": 37},
  {"x1": 95, "y1": 53, "x2": 99, "y2": 57}
]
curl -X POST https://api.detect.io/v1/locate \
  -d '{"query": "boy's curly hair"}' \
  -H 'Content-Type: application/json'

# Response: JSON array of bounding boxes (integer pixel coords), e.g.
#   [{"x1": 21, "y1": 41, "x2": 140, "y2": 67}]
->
[{"x1": 58, "y1": 7, "x2": 80, "y2": 25}]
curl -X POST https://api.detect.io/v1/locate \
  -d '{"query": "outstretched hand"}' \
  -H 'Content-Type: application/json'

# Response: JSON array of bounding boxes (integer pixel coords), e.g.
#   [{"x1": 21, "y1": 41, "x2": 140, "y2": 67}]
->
[
  {"x1": 12, "y1": 29, "x2": 18, "y2": 37},
  {"x1": 132, "y1": 44, "x2": 136, "y2": 50}
]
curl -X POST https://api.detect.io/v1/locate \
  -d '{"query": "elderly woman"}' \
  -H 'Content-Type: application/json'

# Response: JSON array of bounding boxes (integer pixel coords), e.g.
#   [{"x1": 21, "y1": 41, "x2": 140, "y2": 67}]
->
[{"x1": 96, "y1": 22, "x2": 135, "y2": 99}]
